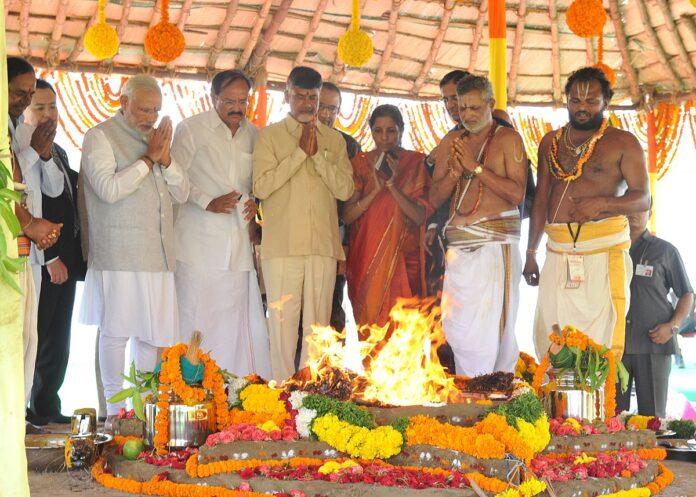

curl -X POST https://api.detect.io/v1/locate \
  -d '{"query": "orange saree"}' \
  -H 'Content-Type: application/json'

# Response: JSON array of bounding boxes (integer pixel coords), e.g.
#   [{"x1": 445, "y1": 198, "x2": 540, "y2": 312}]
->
[{"x1": 346, "y1": 149, "x2": 433, "y2": 328}]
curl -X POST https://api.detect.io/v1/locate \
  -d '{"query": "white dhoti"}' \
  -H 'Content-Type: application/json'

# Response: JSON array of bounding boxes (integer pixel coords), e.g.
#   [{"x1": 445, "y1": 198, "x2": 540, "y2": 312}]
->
[
  {"x1": 533, "y1": 216, "x2": 631, "y2": 359},
  {"x1": 175, "y1": 261, "x2": 271, "y2": 379},
  {"x1": 80, "y1": 269, "x2": 179, "y2": 414},
  {"x1": 441, "y1": 210, "x2": 521, "y2": 377},
  {"x1": 21, "y1": 261, "x2": 38, "y2": 406}
]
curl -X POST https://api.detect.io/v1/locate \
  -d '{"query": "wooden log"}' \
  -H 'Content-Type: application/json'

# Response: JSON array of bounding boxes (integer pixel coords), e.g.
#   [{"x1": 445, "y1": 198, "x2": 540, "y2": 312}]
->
[
  {"x1": 237, "y1": 0, "x2": 273, "y2": 71},
  {"x1": 295, "y1": 0, "x2": 330, "y2": 66},
  {"x1": 467, "y1": 0, "x2": 488, "y2": 73},
  {"x1": 166, "y1": 0, "x2": 194, "y2": 70},
  {"x1": 103, "y1": 0, "x2": 133, "y2": 67},
  {"x1": 547, "y1": 0, "x2": 561, "y2": 105},
  {"x1": 67, "y1": 2, "x2": 100, "y2": 64},
  {"x1": 247, "y1": 0, "x2": 294, "y2": 75},
  {"x1": 18, "y1": 0, "x2": 32, "y2": 58},
  {"x1": 655, "y1": 0, "x2": 696, "y2": 87},
  {"x1": 508, "y1": 0, "x2": 527, "y2": 102},
  {"x1": 607, "y1": 0, "x2": 641, "y2": 103},
  {"x1": 206, "y1": 0, "x2": 240, "y2": 71},
  {"x1": 45, "y1": 0, "x2": 69, "y2": 68},
  {"x1": 411, "y1": 0, "x2": 455, "y2": 96},
  {"x1": 140, "y1": 0, "x2": 162, "y2": 69},
  {"x1": 634, "y1": 0, "x2": 682, "y2": 91},
  {"x1": 373, "y1": 0, "x2": 403, "y2": 93}
]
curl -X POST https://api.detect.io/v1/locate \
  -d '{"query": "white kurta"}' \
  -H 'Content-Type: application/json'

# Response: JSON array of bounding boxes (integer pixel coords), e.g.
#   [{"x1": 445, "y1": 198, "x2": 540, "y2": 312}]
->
[
  {"x1": 172, "y1": 112, "x2": 271, "y2": 378},
  {"x1": 79, "y1": 127, "x2": 189, "y2": 346}
]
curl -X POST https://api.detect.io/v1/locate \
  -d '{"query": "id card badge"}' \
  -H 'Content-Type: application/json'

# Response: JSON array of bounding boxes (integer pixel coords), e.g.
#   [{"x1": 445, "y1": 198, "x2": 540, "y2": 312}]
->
[
  {"x1": 565, "y1": 254, "x2": 585, "y2": 289},
  {"x1": 635, "y1": 264, "x2": 654, "y2": 277}
]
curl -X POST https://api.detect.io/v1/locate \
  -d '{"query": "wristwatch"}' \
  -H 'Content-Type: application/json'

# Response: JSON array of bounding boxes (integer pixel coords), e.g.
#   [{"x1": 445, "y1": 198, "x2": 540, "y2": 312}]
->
[
  {"x1": 671, "y1": 325, "x2": 680, "y2": 335},
  {"x1": 473, "y1": 164, "x2": 484, "y2": 176}
]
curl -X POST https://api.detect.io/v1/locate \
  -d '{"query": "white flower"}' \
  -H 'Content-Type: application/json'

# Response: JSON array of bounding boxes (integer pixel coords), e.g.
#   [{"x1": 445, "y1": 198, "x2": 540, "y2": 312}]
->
[
  {"x1": 296, "y1": 407, "x2": 317, "y2": 439},
  {"x1": 289, "y1": 390, "x2": 308, "y2": 411},
  {"x1": 226, "y1": 377, "x2": 250, "y2": 408}
]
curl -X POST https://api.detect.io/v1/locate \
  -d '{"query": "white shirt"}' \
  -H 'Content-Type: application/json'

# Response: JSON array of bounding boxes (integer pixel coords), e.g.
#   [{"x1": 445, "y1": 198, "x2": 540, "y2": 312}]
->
[
  {"x1": 11, "y1": 116, "x2": 65, "y2": 266},
  {"x1": 172, "y1": 111, "x2": 258, "y2": 271}
]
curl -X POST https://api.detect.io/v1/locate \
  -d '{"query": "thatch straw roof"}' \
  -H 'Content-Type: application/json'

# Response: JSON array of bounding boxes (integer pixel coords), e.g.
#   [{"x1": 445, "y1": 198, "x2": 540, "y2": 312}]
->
[{"x1": 4, "y1": 0, "x2": 696, "y2": 106}]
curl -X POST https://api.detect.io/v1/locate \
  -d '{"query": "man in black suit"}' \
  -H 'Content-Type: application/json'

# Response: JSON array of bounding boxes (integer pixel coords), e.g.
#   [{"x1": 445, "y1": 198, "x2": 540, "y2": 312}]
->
[{"x1": 25, "y1": 80, "x2": 85, "y2": 425}]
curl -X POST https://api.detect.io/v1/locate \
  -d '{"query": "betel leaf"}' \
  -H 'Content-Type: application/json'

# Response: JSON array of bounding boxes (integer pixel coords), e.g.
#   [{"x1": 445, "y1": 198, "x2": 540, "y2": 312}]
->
[
  {"x1": 108, "y1": 387, "x2": 136, "y2": 404},
  {"x1": 132, "y1": 392, "x2": 145, "y2": 422}
]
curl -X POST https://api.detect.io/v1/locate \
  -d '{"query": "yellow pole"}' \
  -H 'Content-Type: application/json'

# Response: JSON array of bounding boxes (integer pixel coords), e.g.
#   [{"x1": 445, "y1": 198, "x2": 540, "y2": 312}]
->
[
  {"x1": 488, "y1": 0, "x2": 507, "y2": 110},
  {"x1": 0, "y1": 1, "x2": 31, "y2": 494}
]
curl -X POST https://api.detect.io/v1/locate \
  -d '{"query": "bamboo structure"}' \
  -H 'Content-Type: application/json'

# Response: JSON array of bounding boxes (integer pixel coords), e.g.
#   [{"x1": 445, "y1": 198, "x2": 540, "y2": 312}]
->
[
  {"x1": 635, "y1": 0, "x2": 682, "y2": 91},
  {"x1": 607, "y1": 0, "x2": 641, "y2": 103},
  {"x1": 411, "y1": 0, "x2": 454, "y2": 95},
  {"x1": 45, "y1": 0, "x2": 69, "y2": 68},
  {"x1": 167, "y1": 0, "x2": 194, "y2": 70},
  {"x1": 206, "y1": 0, "x2": 240, "y2": 71},
  {"x1": 655, "y1": 0, "x2": 696, "y2": 87},
  {"x1": 508, "y1": 0, "x2": 526, "y2": 103},
  {"x1": 238, "y1": 0, "x2": 273, "y2": 70},
  {"x1": 547, "y1": 0, "x2": 561, "y2": 106},
  {"x1": 373, "y1": 0, "x2": 403, "y2": 93},
  {"x1": 140, "y1": 0, "x2": 162, "y2": 69},
  {"x1": 247, "y1": 0, "x2": 294, "y2": 76},
  {"x1": 467, "y1": 0, "x2": 488, "y2": 74},
  {"x1": 67, "y1": 3, "x2": 100, "y2": 64},
  {"x1": 18, "y1": 0, "x2": 31, "y2": 58},
  {"x1": 294, "y1": 0, "x2": 330, "y2": 66}
]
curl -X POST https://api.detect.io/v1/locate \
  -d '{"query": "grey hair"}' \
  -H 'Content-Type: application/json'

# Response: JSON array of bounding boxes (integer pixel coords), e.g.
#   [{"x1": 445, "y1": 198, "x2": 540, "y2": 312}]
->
[
  {"x1": 122, "y1": 74, "x2": 161, "y2": 100},
  {"x1": 456, "y1": 75, "x2": 494, "y2": 102}
]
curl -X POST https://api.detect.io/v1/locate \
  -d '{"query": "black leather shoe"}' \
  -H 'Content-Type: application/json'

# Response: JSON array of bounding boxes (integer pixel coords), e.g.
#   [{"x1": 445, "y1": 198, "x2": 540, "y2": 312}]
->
[
  {"x1": 49, "y1": 414, "x2": 72, "y2": 424},
  {"x1": 25, "y1": 411, "x2": 50, "y2": 426}
]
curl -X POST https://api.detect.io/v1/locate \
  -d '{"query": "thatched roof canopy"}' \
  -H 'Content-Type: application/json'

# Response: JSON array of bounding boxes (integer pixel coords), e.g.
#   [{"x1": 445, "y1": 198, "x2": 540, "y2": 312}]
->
[{"x1": 4, "y1": 0, "x2": 696, "y2": 106}]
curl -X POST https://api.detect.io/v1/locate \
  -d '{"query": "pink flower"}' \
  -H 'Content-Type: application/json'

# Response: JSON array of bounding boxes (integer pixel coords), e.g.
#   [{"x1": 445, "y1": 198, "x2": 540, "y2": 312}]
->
[
  {"x1": 604, "y1": 417, "x2": 625, "y2": 433},
  {"x1": 238, "y1": 481, "x2": 251, "y2": 491}
]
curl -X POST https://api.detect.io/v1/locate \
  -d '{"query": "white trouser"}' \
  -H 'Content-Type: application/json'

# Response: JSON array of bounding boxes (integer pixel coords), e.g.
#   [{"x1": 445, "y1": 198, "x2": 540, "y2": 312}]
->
[
  {"x1": 261, "y1": 255, "x2": 336, "y2": 382},
  {"x1": 99, "y1": 335, "x2": 159, "y2": 415},
  {"x1": 22, "y1": 262, "x2": 38, "y2": 406}
]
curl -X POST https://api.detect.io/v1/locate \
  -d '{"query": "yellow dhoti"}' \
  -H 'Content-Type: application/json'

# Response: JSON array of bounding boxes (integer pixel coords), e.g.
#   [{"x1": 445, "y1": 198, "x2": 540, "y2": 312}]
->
[{"x1": 533, "y1": 216, "x2": 631, "y2": 359}]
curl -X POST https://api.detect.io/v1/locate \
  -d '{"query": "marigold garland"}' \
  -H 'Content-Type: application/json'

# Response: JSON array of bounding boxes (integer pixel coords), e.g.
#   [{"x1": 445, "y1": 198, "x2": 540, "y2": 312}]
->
[
  {"x1": 566, "y1": 0, "x2": 607, "y2": 38},
  {"x1": 532, "y1": 353, "x2": 550, "y2": 393},
  {"x1": 646, "y1": 462, "x2": 673, "y2": 495},
  {"x1": 239, "y1": 384, "x2": 287, "y2": 416},
  {"x1": 312, "y1": 413, "x2": 403, "y2": 460},
  {"x1": 337, "y1": 0, "x2": 373, "y2": 67},
  {"x1": 154, "y1": 344, "x2": 229, "y2": 455},
  {"x1": 549, "y1": 118, "x2": 609, "y2": 181},
  {"x1": 144, "y1": 0, "x2": 185, "y2": 63},
  {"x1": 85, "y1": 23, "x2": 120, "y2": 60}
]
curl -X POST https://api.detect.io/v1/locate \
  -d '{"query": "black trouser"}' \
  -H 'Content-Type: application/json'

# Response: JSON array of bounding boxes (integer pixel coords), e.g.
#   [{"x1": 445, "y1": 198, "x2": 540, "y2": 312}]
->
[
  {"x1": 28, "y1": 266, "x2": 76, "y2": 419},
  {"x1": 330, "y1": 274, "x2": 347, "y2": 331}
]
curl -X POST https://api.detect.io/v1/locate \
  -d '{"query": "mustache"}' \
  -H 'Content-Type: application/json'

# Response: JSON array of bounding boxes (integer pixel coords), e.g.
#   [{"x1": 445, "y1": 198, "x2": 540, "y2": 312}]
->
[{"x1": 228, "y1": 111, "x2": 244, "y2": 117}]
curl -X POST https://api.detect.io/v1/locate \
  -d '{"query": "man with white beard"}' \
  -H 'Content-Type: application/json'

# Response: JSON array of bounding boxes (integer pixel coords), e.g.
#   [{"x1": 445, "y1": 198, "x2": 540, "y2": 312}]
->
[{"x1": 80, "y1": 75, "x2": 189, "y2": 428}]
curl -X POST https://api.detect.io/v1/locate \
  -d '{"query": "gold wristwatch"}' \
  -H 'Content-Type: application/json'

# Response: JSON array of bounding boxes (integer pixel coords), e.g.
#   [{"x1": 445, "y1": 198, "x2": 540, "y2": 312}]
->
[{"x1": 473, "y1": 164, "x2": 484, "y2": 176}]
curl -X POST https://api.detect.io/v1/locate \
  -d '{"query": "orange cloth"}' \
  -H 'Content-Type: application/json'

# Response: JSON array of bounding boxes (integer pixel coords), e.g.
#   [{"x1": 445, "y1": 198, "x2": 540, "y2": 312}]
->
[{"x1": 346, "y1": 150, "x2": 432, "y2": 328}]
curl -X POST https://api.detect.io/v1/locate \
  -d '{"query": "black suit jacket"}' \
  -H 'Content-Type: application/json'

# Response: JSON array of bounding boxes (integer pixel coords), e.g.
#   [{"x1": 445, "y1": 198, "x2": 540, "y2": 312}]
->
[{"x1": 42, "y1": 143, "x2": 86, "y2": 281}]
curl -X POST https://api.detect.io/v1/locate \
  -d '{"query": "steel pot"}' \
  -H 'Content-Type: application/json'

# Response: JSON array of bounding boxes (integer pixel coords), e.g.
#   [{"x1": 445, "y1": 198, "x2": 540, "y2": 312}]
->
[
  {"x1": 542, "y1": 370, "x2": 604, "y2": 420},
  {"x1": 144, "y1": 398, "x2": 216, "y2": 450}
]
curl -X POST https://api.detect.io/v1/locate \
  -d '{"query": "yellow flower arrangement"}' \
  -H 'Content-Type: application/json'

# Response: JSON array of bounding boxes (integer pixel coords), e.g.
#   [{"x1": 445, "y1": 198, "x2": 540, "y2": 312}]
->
[
  {"x1": 566, "y1": 0, "x2": 607, "y2": 38},
  {"x1": 317, "y1": 459, "x2": 359, "y2": 475},
  {"x1": 573, "y1": 452, "x2": 597, "y2": 465},
  {"x1": 144, "y1": 0, "x2": 185, "y2": 63},
  {"x1": 312, "y1": 413, "x2": 403, "y2": 460},
  {"x1": 337, "y1": 0, "x2": 373, "y2": 67},
  {"x1": 258, "y1": 420, "x2": 281, "y2": 433},
  {"x1": 626, "y1": 415, "x2": 652, "y2": 430},
  {"x1": 406, "y1": 415, "x2": 506, "y2": 459},
  {"x1": 239, "y1": 383, "x2": 287, "y2": 415},
  {"x1": 494, "y1": 478, "x2": 547, "y2": 497},
  {"x1": 84, "y1": 0, "x2": 119, "y2": 60},
  {"x1": 603, "y1": 490, "x2": 650, "y2": 497},
  {"x1": 228, "y1": 408, "x2": 288, "y2": 427}
]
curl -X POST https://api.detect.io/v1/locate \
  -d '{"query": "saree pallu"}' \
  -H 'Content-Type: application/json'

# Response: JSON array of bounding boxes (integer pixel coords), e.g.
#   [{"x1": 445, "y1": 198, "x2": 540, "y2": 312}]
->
[
  {"x1": 346, "y1": 150, "x2": 432, "y2": 329},
  {"x1": 533, "y1": 215, "x2": 631, "y2": 359}
]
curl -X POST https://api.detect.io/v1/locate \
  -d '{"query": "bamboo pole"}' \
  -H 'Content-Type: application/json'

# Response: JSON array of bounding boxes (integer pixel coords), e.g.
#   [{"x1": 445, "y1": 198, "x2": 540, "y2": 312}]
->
[
  {"x1": 18, "y1": 0, "x2": 31, "y2": 58},
  {"x1": 547, "y1": 0, "x2": 561, "y2": 106},
  {"x1": 4, "y1": 0, "x2": 16, "y2": 19},
  {"x1": 45, "y1": 0, "x2": 69, "y2": 68},
  {"x1": 584, "y1": 39, "x2": 594, "y2": 67},
  {"x1": 166, "y1": 0, "x2": 193, "y2": 70},
  {"x1": 411, "y1": 0, "x2": 455, "y2": 95},
  {"x1": 634, "y1": 0, "x2": 682, "y2": 91},
  {"x1": 467, "y1": 0, "x2": 489, "y2": 73},
  {"x1": 607, "y1": 0, "x2": 640, "y2": 103},
  {"x1": 237, "y1": 0, "x2": 273, "y2": 70},
  {"x1": 103, "y1": 0, "x2": 133, "y2": 66},
  {"x1": 67, "y1": 2, "x2": 100, "y2": 64},
  {"x1": 655, "y1": 0, "x2": 696, "y2": 87},
  {"x1": 373, "y1": 0, "x2": 403, "y2": 93},
  {"x1": 295, "y1": 0, "x2": 329, "y2": 66},
  {"x1": 207, "y1": 0, "x2": 240, "y2": 70},
  {"x1": 508, "y1": 0, "x2": 526, "y2": 103},
  {"x1": 247, "y1": 0, "x2": 293, "y2": 75},
  {"x1": 329, "y1": 51, "x2": 346, "y2": 84}
]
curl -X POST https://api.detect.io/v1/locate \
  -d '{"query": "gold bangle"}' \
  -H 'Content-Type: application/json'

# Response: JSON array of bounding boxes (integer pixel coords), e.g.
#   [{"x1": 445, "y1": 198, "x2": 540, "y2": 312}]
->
[
  {"x1": 21, "y1": 217, "x2": 34, "y2": 232},
  {"x1": 356, "y1": 199, "x2": 365, "y2": 211},
  {"x1": 385, "y1": 179, "x2": 395, "y2": 188},
  {"x1": 526, "y1": 249, "x2": 537, "y2": 255}
]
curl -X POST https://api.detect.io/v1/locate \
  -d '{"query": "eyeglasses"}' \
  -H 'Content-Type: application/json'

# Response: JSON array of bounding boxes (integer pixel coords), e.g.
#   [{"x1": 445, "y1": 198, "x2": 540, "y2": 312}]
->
[
  {"x1": 319, "y1": 104, "x2": 339, "y2": 114},
  {"x1": 217, "y1": 97, "x2": 249, "y2": 107}
]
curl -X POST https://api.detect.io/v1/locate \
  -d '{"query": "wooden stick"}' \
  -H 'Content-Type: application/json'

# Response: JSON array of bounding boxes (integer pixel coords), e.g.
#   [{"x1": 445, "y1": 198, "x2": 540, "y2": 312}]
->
[
  {"x1": 373, "y1": 0, "x2": 403, "y2": 93},
  {"x1": 607, "y1": 0, "x2": 640, "y2": 103},
  {"x1": 467, "y1": 0, "x2": 489, "y2": 73},
  {"x1": 18, "y1": 0, "x2": 32, "y2": 58},
  {"x1": 247, "y1": 0, "x2": 293, "y2": 75},
  {"x1": 238, "y1": 0, "x2": 273, "y2": 70},
  {"x1": 547, "y1": 0, "x2": 561, "y2": 106},
  {"x1": 509, "y1": 0, "x2": 527, "y2": 103},
  {"x1": 634, "y1": 0, "x2": 682, "y2": 91},
  {"x1": 140, "y1": 0, "x2": 162, "y2": 69},
  {"x1": 185, "y1": 330, "x2": 203, "y2": 365},
  {"x1": 166, "y1": 0, "x2": 194, "y2": 70},
  {"x1": 656, "y1": 0, "x2": 696, "y2": 86},
  {"x1": 207, "y1": 0, "x2": 240, "y2": 70},
  {"x1": 46, "y1": 0, "x2": 70, "y2": 68},
  {"x1": 295, "y1": 0, "x2": 329, "y2": 66},
  {"x1": 67, "y1": 3, "x2": 100, "y2": 64},
  {"x1": 411, "y1": 0, "x2": 455, "y2": 96}
]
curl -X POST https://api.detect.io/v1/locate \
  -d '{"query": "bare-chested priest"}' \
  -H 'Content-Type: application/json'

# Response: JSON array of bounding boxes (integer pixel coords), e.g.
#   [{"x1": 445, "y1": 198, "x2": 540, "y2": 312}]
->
[
  {"x1": 523, "y1": 67, "x2": 650, "y2": 359},
  {"x1": 430, "y1": 75, "x2": 527, "y2": 377}
]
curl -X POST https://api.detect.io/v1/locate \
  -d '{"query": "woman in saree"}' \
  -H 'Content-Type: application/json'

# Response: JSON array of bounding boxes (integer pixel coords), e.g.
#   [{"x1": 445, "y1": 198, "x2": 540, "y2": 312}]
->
[{"x1": 344, "y1": 104, "x2": 433, "y2": 331}]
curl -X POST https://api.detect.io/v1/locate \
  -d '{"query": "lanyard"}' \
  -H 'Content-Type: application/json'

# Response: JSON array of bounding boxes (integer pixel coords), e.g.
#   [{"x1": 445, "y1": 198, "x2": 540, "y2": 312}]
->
[{"x1": 566, "y1": 222, "x2": 582, "y2": 251}]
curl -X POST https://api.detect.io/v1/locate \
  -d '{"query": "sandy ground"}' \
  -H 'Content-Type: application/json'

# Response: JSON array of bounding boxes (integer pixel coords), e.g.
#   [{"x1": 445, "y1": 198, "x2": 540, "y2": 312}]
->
[{"x1": 27, "y1": 460, "x2": 696, "y2": 497}]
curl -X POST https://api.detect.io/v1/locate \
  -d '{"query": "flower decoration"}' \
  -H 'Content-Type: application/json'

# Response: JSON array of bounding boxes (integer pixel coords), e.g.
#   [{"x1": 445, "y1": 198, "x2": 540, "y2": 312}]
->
[
  {"x1": 337, "y1": 0, "x2": 373, "y2": 67},
  {"x1": 312, "y1": 413, "x2": 403, "y2": 460},
  {"x1": 594, "y1": 62, "x2": 616, "y2": 87},
  {"x1": 144, "y1": 0, "x2": 185, "y2": 63},
  {"x1": 84, "y1": 0, "x2": 119, "y2": 60},
  {"x1": 566, "y1": 0, "x2": 607, "y2": 38}
]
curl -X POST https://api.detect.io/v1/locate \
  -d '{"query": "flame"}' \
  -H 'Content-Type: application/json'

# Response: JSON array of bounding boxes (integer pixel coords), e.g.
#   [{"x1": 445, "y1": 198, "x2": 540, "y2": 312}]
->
[{"x1": 299, "y1": 298, "x2": 458, "y2": 406}]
